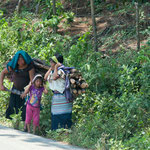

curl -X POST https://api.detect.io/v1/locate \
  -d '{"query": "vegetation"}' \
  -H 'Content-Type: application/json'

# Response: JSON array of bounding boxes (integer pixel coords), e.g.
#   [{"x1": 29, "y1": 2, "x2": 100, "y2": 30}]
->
[{"x1": 0, "y1": 0, "x2": 150, "y2": 149}]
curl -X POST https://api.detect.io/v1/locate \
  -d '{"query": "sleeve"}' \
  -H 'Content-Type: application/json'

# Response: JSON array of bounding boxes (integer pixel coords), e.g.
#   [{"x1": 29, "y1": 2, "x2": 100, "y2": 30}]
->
[
  {"x1": 58, "y1": 69, "x2": 65, "y2": 79},
  {"x1": 29, "y1": 84, "x2": 34, "y2": 93},
  {"x1": 26, "y1": 62, "x2": 34, "y2": 72}
]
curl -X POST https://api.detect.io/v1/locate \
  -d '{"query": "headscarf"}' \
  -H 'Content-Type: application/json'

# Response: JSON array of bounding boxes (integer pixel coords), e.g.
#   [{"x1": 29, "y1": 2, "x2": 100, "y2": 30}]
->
[
  {"x1": 7, "y1": 50, "x2": 33, "y2": 72},
  {"x1": 32, "y1": 74, "x2": 43, "y2": 83},
  {"x1": 51, "y1": 56, "x2": 58, "y2": 63}
]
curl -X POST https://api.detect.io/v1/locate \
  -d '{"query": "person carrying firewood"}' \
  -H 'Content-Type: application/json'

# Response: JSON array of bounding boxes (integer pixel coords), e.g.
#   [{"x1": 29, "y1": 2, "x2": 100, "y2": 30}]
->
[
  {"x1": 0, "y1": 50, "x2": 35, "y2": 131},
  {"x1": 44, "y1": 53, "x2": 72, "y2": 130}
]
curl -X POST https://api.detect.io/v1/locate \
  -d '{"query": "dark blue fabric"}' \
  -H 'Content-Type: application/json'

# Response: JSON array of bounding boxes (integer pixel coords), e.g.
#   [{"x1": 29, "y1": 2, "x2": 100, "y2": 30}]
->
[
  {"x1": 6, "y1": 93, "x2": 26, "y2": 121},
  {"x1": 7, "y1": 50, "x2": 33, "y2": 72},
  {"x1": 51, "y1": 113, "x2": 72, "y2": 130}
]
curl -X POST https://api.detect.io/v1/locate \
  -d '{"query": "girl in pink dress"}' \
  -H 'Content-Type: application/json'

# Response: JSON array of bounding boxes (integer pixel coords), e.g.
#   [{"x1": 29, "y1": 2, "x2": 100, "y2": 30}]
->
[{"x1": 21, "y1": 74, "x2": 48, "y2": 134}]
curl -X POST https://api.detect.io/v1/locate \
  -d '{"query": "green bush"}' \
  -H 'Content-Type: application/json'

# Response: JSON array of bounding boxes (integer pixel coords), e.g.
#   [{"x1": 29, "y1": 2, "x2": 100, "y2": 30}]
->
[{"x1": 0, "y1": 6, "x2": 150, "y2": 149}]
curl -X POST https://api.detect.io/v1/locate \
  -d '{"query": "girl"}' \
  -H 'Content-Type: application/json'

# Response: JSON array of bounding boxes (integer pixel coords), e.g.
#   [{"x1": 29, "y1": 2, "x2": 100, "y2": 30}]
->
[
  {"x1": 0, "y1": 50, "x2": 35, "y2": 131},
  {"x1": 44, "y1": 54, "x2": 72, "y2": 130},
  {"x1": 21, "y1": 74, "x2": 48, "y2": 134}
]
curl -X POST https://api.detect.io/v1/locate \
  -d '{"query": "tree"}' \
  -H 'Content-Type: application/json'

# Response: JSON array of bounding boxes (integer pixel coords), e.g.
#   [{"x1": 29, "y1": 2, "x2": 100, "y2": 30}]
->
[
  {"x1": 17, "y1": 0, "x2": 32, "y2": 14},
  {"x1": 135, "y1": 2, "x2": 140, "y2": 51},
  {"x1": 90, "y1": 0, "x2": 98, "y2": 52},
  {"x1": 52, "y1": 0, "x2": 57, "y2": 33},
  {"x1": 17, "y1": 0, "x2": 23, "y2": 14}
]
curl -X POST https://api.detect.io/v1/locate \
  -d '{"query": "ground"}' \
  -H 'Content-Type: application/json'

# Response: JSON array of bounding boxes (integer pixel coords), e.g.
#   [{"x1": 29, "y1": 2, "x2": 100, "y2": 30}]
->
[{"x1": 0, "y1": 0, "x2": 149, "y2": 53}]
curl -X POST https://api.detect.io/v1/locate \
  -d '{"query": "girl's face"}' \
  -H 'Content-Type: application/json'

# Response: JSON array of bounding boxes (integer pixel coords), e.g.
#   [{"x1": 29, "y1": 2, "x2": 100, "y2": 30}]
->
[
  {"x1": 34, "y1": 78, "x2": 42, "y2": 88},
  {"x1": 50, "y1": 60, "x2": 56, "y2": 70},
  {"x1": 18, "y1": 55, "x2": 26, "y2": 67}
]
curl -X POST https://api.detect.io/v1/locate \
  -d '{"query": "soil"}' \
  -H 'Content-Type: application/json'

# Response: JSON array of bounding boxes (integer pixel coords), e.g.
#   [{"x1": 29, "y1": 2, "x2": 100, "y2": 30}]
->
[{"x1": 0, "y1": 0, "x2": 149, "y2": 53}]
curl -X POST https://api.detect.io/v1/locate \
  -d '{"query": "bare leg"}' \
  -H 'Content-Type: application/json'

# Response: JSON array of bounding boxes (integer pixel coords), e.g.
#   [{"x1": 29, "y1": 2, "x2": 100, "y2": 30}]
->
[
  {"x1": 27, "y1": 124, "x2": 31, "y2": 133},
  {"x1": 24, "y1": 122, "x2": 27, "y2": 132},
  {"x1": 33, "y1": 125, "x2": 37, "y2": 134}
]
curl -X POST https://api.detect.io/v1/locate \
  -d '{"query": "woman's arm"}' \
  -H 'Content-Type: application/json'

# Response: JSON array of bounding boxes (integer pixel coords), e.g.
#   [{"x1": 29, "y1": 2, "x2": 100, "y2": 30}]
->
[
  {"x1": 0, "y1": 68, "x2": 9, "y2": 91},
  {"x1": 53, "y1": 63, "x2": 62, "y2": 80},
  {"x1": 44, "y1": 67, "x2": 51, "y2": 80}
]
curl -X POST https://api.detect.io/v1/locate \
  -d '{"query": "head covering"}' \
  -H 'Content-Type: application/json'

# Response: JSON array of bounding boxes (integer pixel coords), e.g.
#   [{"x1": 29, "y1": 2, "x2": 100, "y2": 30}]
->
[
  {"x1": 32, "y1": 74, "x2": 43, "y2": 83},
  {"x1": 51, "y1": 56, "x2": 58, "y2": 63},
  {"x1": 7, "y1": 50, "x2": 33, "y2": 72}
]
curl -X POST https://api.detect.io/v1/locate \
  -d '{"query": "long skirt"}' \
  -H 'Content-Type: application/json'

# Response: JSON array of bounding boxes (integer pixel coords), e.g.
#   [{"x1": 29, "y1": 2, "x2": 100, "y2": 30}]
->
[
  {"x1": 6, "y1": 93, "x2": 26, "y2": 121},
  {"x1": 51, "y1": 113, "x2": 72, "y2": 130},
  {"x1": 51, "y1": 93, "x2": 72, "y2": 130}
]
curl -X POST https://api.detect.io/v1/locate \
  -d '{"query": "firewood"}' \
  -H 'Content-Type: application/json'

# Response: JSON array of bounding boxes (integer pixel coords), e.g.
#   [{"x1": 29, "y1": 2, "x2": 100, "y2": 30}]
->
[
  {"x1": 72, "y1": 89, "x2": 77, "y2": 94},
  {"x1": 86, "y1": 83, "x2": 89, "y2": 88},
  {"x1": 79, "y1": 75, "x2": 82, "y2": 80},
  {"x1": 76, "y1": 80, "x2": 80, "y2": 86},
  {"x1": 70, "y1": 78, "x2": 76, "y2": 84},
  {"x1": 69, "y1": 72, "x2": 81, "y2": 78},
  {"x1": 70, "y1": 69, "x2": 78, "y2": 73},
  {"x1": 69, "y1": 73, "x2": 76, "y2": 78},
  {"x1": 78, "y1": 89, "x2": 82, "y2": 95},
  {"x1": 71, "y1": 84, "x2": 76, "y2": 88},
  {"x1": 80, "y1": 82, "x2": 87, "y2": 89},
  {"x1": 79, "y1": 79, "x2": 85, "y2": 84},
  {"x1": 33, "y1": 61, "x2": 49, "y2": 70}
]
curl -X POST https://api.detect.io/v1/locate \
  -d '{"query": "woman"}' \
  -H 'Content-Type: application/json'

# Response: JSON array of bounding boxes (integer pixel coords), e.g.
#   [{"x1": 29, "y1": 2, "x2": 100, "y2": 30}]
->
[
  {"x1": 44, "y1": 54, "x2": 72, "y2": 130},
  {"x1": 0, "y1": 50, "x2": 35, "y2": 130}
]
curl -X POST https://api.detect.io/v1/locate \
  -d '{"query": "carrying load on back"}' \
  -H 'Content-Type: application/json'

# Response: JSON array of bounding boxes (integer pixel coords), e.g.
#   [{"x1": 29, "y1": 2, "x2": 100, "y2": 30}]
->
[
  {"x1": 3, "y1": 53, "x2": 88, "y2": 102},
  {"x1": 34, "y1": 57, "x2": 89, "y2": 102},
  {"x1": 3, "y1": 57, "x2": 50, "y2": 81},
  {"x1": 58, "y1": 66, "x2": 88, "y2": 102}
]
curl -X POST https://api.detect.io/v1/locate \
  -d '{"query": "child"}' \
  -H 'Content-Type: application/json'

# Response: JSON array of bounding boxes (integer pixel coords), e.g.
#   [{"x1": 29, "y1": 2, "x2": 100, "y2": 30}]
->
[{"x1": 21, "y1": 74, "x2": 48, "y2": 134}]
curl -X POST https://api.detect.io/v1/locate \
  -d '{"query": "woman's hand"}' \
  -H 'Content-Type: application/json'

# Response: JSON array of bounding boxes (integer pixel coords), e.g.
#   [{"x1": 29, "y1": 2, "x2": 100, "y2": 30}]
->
[
  {"x1": 55, "y1": 63, "x2": 61, "y2": 69},
  {"x1": 20, "y1": 93, "x2": 27, "y2": 99}
]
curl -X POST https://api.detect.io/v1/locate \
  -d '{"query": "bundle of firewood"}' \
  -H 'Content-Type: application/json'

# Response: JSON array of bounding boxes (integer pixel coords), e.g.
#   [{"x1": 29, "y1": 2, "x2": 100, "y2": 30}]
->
[
  {"x1": 3, "y1": 58, "x2": 89, "y2": 96},
  {"x1": 32, "y1": 58, "x2": 50, "y2": 77},
  {"x1": 69, "y1": 69, "x2": 88, "y2": 96}
]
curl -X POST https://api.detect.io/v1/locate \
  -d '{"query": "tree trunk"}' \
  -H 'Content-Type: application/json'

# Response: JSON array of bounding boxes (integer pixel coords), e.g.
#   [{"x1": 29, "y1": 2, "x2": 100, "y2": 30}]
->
[
  {"x1": 35, "y1": 0, "x2": 41, "y2": 14},
  {"x1": 17, "y1": 0, "x2": 23, "y2": 14},
  {"x1": 26, "y1": 0, "x2": 31, "y2": 7},
  {"x1": 135, "y1": 2, "x2": 140, "y2": 51},
  {"x1": 90, "y1": 0, "x2": 98, "y2": 52},
  {"x1": 52, "y1": 0, "x2": 57, "y2": 33}
]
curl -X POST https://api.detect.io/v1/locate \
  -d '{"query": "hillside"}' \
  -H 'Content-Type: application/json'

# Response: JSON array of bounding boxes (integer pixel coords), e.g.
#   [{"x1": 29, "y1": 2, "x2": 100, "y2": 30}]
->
[
  {"x1": 0, "y1": 0, "x2": 149, "y2": 54},
  {"x1": 0, "y1": 1, "x2": 150, "y2": 150}
]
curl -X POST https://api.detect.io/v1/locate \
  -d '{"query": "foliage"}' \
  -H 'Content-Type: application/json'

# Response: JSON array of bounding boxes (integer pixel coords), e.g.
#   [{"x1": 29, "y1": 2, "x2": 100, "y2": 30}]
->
[
  {"x1": 39, "y1": 92, "x2": 52, "y2": 136},
  {"x1": 124, "y1": 128, "x2": 150, "y2": 149},
  {"x1": 70, "y1": 45, "x2": 150, "y2": 149},
  {"x1": 10, "y1": 108, "x2": 22, "y2": 129},
  {"x1": 46, "y1": 128, "x2": 72, "y2": 142},
  {"x1": 0, "y1": 80, "x2": 12, "y2": 118},
  {"x1": 0, "y1": 1, "x2": 150, "y2": 149}
]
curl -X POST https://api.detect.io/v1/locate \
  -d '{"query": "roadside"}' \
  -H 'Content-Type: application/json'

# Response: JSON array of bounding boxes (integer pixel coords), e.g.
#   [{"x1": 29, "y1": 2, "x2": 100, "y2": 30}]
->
[{"x1": 0, "y1": 124, "x2": 88, "y2": 150}]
